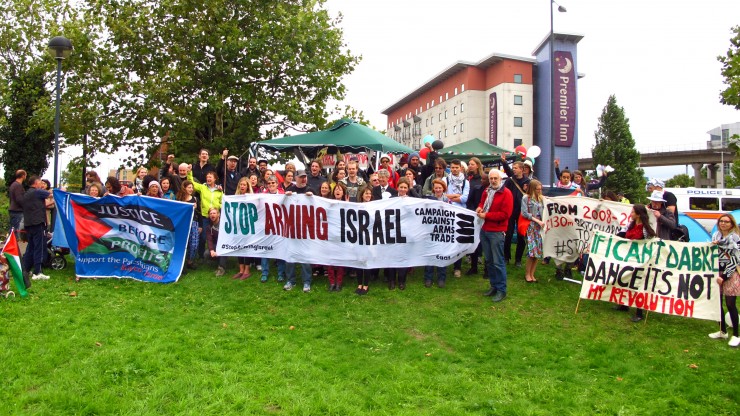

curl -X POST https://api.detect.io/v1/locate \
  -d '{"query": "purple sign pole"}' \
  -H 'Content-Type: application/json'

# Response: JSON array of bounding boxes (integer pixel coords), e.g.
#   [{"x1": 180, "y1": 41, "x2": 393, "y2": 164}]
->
[
  {"x1": 553, "y1": 51, "x2": 576, "y2": 147},
  {"x1": 489, "y1": 92, "x2": 497, "y2": 145}
]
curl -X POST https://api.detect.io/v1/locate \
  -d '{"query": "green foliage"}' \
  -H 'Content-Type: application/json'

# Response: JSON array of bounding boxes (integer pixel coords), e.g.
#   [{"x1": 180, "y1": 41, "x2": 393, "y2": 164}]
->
[
  {"x1": 719, "y1": 25, "x2": 740, "y2": 109},
  {"x1": 0, "y1": 64, "x2": 54, "y2": 184},
  {"x1": 665, "y1": 173, "x2": 693, "y2": 188},
  {"x1": 317, "y1": 104, "x2": 375, "y2": 131},
  {"x1": 0, "y1": 0, "x2": 360, "y2": 168},
  {"x1": 2, "y1": 262, "x2": 739, "y2": 414},
  {"x1": 591, "y1": 95, "x2": 646, "y2": 202}
]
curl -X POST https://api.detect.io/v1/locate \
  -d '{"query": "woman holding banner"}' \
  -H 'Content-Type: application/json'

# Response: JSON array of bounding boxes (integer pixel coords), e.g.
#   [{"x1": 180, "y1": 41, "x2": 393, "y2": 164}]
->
[
  {"x1": 521, "y1": 180, "x2": 545, "y2": 283},
  {"x1": 233, "y1": 177, "x2": 255, "y2": 280},
  {"x1": 709, "y1": 214, "x2": 740, "y2": 347},
  {"x1": 619, "y1": 204, "x2": 657, "y2": 322},
  {"x1": 354, "y1": 185, "x2": 376, "y2": 295},
  {"x1": 177, "y1": 180, "x2": 201, "y2": 271}
]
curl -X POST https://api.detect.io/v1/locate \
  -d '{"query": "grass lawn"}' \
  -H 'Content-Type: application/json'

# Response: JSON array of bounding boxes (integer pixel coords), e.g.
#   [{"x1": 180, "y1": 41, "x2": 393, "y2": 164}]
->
[{"x1": 1, "y1": 256, "x2": 738, "y2": 415}]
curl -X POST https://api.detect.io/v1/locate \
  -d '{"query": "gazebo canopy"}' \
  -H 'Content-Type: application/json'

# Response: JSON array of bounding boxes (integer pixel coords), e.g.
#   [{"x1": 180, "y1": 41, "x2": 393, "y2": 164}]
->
[
  {"x1": 437, "y1": 138, "x2": 513, "y2": 163},
  {"x1": 255, "y1": 119, "x2": 413, "y2": 156}
]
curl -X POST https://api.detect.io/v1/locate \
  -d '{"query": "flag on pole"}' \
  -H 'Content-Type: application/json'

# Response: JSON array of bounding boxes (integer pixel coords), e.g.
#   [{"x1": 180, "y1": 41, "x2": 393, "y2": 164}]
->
[{"x1": 2, "y1": 231, "x2": 28, "y2": 297}]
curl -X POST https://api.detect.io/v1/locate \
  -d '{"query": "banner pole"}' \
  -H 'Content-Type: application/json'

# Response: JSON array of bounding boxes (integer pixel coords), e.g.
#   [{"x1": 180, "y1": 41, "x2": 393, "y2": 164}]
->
[
  {"x1": 644, "y1": 310, "x2": 649, "y2": 324},
  {"x1": 574, "y1": 297, "x2": 581, "y2": 315}
]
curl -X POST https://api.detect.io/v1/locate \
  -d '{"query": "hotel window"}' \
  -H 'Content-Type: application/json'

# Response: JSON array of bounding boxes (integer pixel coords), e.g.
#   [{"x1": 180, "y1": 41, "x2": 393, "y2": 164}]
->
[
  {"x1": 445, "y1": 92, "x2": 449, "y2": 100},
  {"x1": 514, "y1": 138, "x2": 523, "y2": 147},
  {"x1": 445, "y1": 128, "x2": 448, "y2": 137},
  {"x1": 454, "y1": 87, "x2": 458, "y2": 95},
  {"x1": 439, "y1": 113, "x2": 442, "y2": 121},
  {"x1": 427, "y1": 103, "x2": 430, "y2": 110},
  {"x1": 460, "y1": 123, "x2": 464, "y2": 132},
  {"x1": 438, "y1": 130, "x2": 442, "y2": 138},
  {"x1": 444, "y1": 110, "x2": 448, "y2": 119},
  {"x1": 432, "y1": 100, "x2": 435, "y2": 106},
  {"x1": 453, "y1": 106, "x2": 457, "y2": 115},
  {"x1": 514, "y1": 95, "x2": 523, "y2": 105},
  {"x1": 514, "y1": 74, "x2": 522, "y2": 84},
  {"x1": 426, "y1": 119, "x2": 429, "y2": 127},
  {"x1": 514, "y1": 117, "x2": 523, "y2": 127},
  {"x1": 461, "y1": 84, "x2": 465, "y2": 92},
  {"x1": 453, "y1": 125, "x2": 457, "y2": 134},
  {"x1": 460, "y1": 103, "x2": 465, "y2": 112},
  {"x1": 439, "y1": 95, "x2": 442, "y2": 103}
]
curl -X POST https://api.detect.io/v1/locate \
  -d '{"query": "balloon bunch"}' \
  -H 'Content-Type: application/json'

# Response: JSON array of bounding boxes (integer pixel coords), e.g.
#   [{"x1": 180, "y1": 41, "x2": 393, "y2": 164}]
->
[
  {"x1": 419, "y1": 135, "x2": 444, "y2": 160},
  {"x1": 512, "y1": 145, "x2": 541, "y2": 168}
]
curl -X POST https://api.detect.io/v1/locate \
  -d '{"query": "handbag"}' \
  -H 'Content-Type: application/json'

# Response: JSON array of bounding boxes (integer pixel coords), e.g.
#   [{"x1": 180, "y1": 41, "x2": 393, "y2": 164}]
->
[{"x1": 518, "y1": 196, "x2": 531, "y2": 236}]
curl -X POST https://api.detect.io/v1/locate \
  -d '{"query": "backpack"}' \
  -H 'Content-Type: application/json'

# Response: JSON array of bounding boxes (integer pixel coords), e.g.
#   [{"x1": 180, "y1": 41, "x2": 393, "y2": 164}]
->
[{"x1": 670, "y1": 224, "x2": 690, "y2": 242}]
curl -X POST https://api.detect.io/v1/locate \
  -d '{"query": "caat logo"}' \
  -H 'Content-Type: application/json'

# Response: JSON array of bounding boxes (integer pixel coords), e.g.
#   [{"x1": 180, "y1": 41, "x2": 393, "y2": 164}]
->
[{"x1": 455, "y1": 212, "x2": 476, "y2": 244}]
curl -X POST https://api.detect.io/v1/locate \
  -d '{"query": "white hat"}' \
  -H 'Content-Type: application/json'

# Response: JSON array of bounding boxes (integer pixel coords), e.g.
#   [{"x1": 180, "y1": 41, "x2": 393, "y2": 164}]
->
[{"x1": 646, "y1": 190, "x2": 666, "y2": 202}]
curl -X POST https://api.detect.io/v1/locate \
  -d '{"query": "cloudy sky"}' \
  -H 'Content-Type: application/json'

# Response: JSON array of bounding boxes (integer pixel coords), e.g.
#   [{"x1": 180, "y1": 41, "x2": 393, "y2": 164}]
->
[{"x1": 323, "y1": 0, "x2": 740, "y2": 179}]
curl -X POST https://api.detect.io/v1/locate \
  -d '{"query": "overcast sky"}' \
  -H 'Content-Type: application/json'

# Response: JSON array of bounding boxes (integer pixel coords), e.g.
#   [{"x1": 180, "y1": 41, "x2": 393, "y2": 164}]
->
[{"x1": 323, "y1": 0, "x2": 740, "y2": 178}]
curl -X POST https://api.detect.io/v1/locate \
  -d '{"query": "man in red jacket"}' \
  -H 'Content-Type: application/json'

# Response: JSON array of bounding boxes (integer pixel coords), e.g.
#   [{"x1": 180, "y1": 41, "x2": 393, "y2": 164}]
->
[{"x1": 476, "y1": 170, "x2": 513, "y2": 302}]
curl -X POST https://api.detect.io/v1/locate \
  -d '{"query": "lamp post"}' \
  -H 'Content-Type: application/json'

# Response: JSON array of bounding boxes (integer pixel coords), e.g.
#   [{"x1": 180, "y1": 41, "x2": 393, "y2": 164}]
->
[
  {"x1": 550, "y1": 1, "x2": 566, "y2": 185},
  {"x1": 47, "y1": 36, "x2": 73, "y2": 189}
]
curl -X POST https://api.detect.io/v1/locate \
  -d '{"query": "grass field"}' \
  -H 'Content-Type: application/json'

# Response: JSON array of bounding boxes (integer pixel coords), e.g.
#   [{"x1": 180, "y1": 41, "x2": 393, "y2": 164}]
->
[{"x1": 1, "y1": 256, "x2": 738, "y2": 415}]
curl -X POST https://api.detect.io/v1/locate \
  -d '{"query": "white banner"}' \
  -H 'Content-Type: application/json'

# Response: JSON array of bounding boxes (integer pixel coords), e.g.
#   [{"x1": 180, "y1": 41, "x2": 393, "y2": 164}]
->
[
  {"x1": 542, "y1": 196, "x2": 649, "y2": 263},
  {"x1": 580, "y1": 231, "x2": 720, "y2": 321},
  {"x1": 216, "y1": 194, "x2": 482, "y2": 268}
]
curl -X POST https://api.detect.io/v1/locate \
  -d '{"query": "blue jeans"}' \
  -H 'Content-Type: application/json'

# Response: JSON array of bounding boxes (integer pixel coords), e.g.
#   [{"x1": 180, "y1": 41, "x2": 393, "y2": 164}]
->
[
  {"x1": 286, "y1": 262, "x2": 311, "y2": 285},
  {"x1": 481, "y1": 230, "x2": 507, "y2": 293},
  {"x1": 261, "y1": 258, "x2": 286, "y2": 279},
  {"x1": 22, "y1": 224, "x2": 45, "y2": 274},
  {"x1": 424, "y1": 266, "x2": 447, "y2": 282},
  {"x1": 9, "y1": 211, "x2": 23, "y2": 237}
]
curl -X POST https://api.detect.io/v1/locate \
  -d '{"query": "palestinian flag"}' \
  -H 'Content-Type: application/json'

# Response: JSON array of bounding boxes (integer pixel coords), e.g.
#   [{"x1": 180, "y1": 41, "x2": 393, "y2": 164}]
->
[{"x1": 2, "y1": 231, "x2": 28, "y2": 298}]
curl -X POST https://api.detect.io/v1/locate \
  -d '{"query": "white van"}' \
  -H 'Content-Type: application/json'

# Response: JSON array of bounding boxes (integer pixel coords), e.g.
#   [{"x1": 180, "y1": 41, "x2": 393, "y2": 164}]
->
[{"x1": 665, "y1": 187, "x2": 740, "y2": 232}]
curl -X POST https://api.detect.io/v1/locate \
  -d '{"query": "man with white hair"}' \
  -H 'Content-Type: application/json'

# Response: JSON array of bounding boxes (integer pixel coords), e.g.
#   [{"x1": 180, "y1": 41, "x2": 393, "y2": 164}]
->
[{"x1": 476, "y1": 170, "x2": 513, "y2": 303}]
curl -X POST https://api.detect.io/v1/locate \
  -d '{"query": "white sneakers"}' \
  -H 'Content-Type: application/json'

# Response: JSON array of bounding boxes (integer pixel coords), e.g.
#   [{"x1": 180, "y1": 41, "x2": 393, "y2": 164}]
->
[
  {"x1": 31, "y1": 273, "x2": 50, "y2": 280},
  {"x1": 709, "y1": 331, "x2": 740, "y2": 347},
  {"x1": 708, "y1": 331, "x2": 729, "y2": 340},
  {"x1": 730, "y1": 336, "x2": 740, "y2": 348}
]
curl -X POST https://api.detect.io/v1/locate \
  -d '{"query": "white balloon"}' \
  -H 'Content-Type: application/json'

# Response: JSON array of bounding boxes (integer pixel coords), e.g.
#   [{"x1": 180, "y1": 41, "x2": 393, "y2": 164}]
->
[{"x1": 527, "y1": 145, "x2": 541, "y2": 159}]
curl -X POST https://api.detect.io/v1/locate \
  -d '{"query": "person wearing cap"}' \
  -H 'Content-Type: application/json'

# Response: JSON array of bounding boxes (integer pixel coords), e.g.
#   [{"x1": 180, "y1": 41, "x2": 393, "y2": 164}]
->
[
  {"x1": 216, "y1": 149, "x2": 245, "y2": 195},
  {"x1": 647, "y1": 190, "x2": 677, "y2": 241},
  {"x1": 646, "y1": 178, "x2": 677, "y2": 217},
  {"x1": 522, "y1": 159, "x2": 535, "y2": 179},
  {"x1": 145, "y1": 181, "x2": 163, "y2": 198},
  {"x1": 407, "y1": 152, "x2": 422, "y2": 176}
]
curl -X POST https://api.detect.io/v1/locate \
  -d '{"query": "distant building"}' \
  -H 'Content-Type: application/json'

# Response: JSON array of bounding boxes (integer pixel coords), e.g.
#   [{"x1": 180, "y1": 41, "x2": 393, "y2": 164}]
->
[
  {"x1": 382, "y1": 32, "x2": 583, "y2": 184},
  {"x1": 707, "y1": 122, "x2": 740, "y2": 148}
]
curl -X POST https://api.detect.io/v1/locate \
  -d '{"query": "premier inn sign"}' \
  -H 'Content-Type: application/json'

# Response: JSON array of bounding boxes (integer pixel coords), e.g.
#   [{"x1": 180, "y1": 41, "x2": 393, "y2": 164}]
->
[{"x1": 554, "y1": 51, "x2": 576, "y2": 147}]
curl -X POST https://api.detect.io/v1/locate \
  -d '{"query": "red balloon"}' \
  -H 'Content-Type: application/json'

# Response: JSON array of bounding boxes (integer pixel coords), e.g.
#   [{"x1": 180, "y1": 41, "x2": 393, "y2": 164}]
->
[{"x1": 419, "y1": 147, "x2": 430, "y2": 160}]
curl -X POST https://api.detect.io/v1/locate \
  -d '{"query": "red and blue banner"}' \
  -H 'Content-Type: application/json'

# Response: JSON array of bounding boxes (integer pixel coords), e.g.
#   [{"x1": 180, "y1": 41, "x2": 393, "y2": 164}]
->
[{"x1": 53, "y1": 192, "x2": 193, "y2": 283}]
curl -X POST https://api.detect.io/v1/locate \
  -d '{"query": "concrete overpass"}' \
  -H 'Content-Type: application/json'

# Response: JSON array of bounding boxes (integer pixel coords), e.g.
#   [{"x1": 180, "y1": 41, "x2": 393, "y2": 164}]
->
[{"x1": 578, "y1": 147, "x2": 734, "y2": 187}]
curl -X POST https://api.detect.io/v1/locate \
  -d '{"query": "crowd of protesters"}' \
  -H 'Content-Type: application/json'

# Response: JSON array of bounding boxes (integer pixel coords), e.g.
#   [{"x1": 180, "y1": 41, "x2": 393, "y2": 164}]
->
[{"x1": 6, "y1": 142, "x2": 739, "y2": 348}]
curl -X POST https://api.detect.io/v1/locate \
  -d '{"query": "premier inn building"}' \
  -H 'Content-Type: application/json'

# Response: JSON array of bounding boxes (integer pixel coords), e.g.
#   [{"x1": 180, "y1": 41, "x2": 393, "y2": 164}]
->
[{"x1": 382, "y1": 32, "x2": 583, "y2": 183}]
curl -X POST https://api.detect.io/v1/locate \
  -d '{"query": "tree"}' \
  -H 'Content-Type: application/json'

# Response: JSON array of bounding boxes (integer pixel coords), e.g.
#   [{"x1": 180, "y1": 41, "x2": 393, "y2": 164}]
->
[
  {"x1": 0, "y1": 0, "x2": 360, "y2": 168},
  {"x1": 719, "y1": 25, "x2": 740, "y2": 109},
  {"x1": 591, "y1": 95, "x2": 645, "y2": 202},
  {"x1": 0, "y1": 65, "x2": 54, "y2": 184},
  {"x1": 665, "y1": 174, "x2": 693, "y2": 188}
]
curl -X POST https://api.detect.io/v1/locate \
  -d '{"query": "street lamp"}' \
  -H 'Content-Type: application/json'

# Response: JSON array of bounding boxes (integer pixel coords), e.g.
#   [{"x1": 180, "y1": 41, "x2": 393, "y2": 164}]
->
[
  {"x1": 47, "y1": 36, "x2": 73, "y2": 189},
  {"x1": 550, "y1": 1, "x2": 566, "y2": 186}
]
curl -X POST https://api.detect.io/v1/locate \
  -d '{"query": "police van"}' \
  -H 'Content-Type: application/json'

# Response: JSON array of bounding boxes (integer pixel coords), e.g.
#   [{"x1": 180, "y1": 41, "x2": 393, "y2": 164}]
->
[{"x1": 665, "y1": 187, "x2": 740, "y2": 232}]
